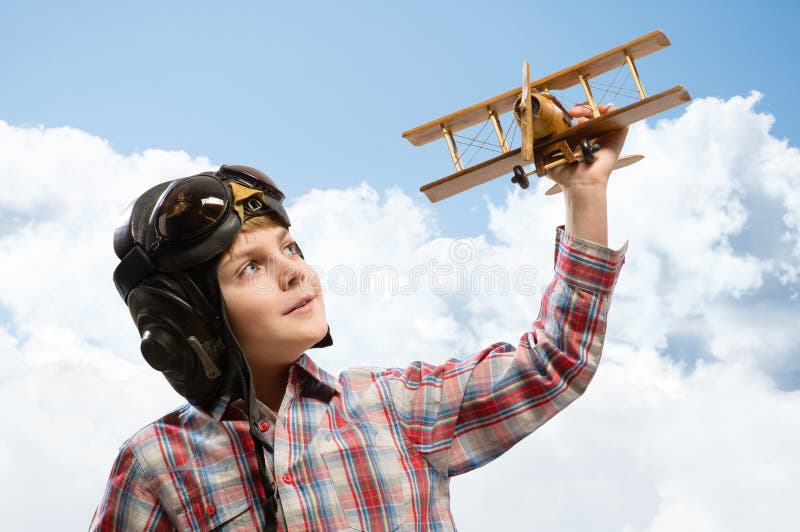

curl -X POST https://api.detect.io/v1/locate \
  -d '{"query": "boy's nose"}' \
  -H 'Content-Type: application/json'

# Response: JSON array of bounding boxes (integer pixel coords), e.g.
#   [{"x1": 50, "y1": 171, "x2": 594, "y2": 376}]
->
[{"x1": 277, "y1": 259, "x2": 302, "y2": 292}]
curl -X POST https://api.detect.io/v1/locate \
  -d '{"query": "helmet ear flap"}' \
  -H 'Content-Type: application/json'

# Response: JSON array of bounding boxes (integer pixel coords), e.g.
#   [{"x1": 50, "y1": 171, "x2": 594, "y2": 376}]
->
[{"x1": 126, "y1": 273, "x2": 227, "y2": 406}]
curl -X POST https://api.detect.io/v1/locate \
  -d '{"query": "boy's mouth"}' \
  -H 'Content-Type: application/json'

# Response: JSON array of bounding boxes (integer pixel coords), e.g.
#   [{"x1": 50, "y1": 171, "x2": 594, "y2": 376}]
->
[{"x1": 285, "y1": 296, "x2": 314, "y2": 315}]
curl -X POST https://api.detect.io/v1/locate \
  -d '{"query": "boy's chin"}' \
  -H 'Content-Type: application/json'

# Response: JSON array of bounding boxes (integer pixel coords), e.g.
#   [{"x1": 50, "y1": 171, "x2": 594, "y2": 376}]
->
[
  {"x1": 283, "y1": 323, "x2": 329, "y2": 355},
  {"x1": 304, "y1": 324, "x2": 330, "y2": 350}
]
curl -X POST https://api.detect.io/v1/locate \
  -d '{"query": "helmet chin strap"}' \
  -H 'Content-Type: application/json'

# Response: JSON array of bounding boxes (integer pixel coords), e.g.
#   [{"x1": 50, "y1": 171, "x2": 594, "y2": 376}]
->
[{"x1": 220, "y1": 300, "x2": 280, "y2": 528}]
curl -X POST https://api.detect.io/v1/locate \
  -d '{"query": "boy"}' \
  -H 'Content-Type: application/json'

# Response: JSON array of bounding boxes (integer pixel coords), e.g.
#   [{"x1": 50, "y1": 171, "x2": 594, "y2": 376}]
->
[{"x1": 91, "y1": 104, "x2": 628, "y2": 531}]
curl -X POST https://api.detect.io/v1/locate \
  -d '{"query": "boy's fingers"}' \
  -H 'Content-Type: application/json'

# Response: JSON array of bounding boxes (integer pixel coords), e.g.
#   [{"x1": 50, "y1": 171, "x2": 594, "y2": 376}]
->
[
  {"x1": 570, "y1": 103, "x2": 620, "y2": 130},
  {"x1": 569, "y1": 104, "x2": 592, "y2": 118},
  {"x1": 599, "y1": 103, "x2": 617, "y2": 114},
  {"x1": 569, "y1": 103, "x2": 617, "y2": 118},
  {"x1": 567, "y1": 102, "x2": 626, "y2": 156}
]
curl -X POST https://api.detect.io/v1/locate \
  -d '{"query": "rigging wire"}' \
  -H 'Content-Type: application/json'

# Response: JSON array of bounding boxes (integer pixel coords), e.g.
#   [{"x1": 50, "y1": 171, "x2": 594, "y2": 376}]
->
[
  {"x1": 454, "y1": 118, "x2": 490, "y2": 161},
  {"x1": 440, "y1": 67, "x2": 640, "y2": 171},
  {"x1": 453, "y1": 134, "x2": 504, "y2": 153}
]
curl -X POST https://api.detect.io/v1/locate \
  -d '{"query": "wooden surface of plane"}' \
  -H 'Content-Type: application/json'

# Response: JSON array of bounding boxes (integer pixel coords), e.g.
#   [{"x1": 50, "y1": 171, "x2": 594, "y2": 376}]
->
[
  {"x1": 403, "y1": 30, "x2": 671, "y2": 147},
  {"x1": 419, "y1": 85, "x2": 690, "y2": 202}
]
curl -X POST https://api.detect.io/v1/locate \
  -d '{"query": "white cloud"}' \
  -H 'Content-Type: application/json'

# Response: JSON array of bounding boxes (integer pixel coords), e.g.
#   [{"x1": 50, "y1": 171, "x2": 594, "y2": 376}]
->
[
  {"x1": 451, "y1": 345, "x2": 800, "y2": 532},
  {"x1": 0, "y1": 92, "x2": 798, "y2": 530},
  {"x1": 0, "y1": 120, "x2": 210, "y2": 528}
]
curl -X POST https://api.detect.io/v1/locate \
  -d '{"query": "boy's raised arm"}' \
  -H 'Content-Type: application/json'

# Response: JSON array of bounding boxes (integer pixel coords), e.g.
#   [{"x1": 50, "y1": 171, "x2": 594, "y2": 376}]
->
[
  {"x1": 384, "y1": 226, "x2": 626, "y2": 475},
  {"x1": 384, "y1": 107, "x2": 628, "y2": 476}
]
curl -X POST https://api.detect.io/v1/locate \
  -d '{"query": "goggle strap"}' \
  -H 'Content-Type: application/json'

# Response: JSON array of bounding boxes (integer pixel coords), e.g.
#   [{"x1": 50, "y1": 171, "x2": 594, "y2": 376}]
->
[
  {"x1": 258, "y1": 195, "x2": 291, "y2": 228},
  {"x1": 113, "y1": 245, "x2": 158, "y2": 301}
]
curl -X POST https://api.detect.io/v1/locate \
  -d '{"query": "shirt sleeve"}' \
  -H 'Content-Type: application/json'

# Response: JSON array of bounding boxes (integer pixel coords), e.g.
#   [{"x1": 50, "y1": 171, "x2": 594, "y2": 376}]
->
[
  {"x1": 384, "y1": 225, "x2": 627, "y2": 476},
  {"x1": 89, "y1": 442, "x2": 175, "y2": 531}
]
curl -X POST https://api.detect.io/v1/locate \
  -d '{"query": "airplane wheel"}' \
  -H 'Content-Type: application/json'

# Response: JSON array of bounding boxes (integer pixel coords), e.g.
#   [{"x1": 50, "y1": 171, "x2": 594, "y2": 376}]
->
[
  {"x1": 511, "y1": 166, "x2": 530, "y2": 189},
  {"x1": 580, "y1": 139, "x2": 601, "y2": 163}
]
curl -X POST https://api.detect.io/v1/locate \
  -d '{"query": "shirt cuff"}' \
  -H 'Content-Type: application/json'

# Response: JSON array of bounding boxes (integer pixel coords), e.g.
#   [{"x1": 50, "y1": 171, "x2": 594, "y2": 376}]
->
[{"x1": 553, "y1": 225, "x2": 628, "y2": 295}]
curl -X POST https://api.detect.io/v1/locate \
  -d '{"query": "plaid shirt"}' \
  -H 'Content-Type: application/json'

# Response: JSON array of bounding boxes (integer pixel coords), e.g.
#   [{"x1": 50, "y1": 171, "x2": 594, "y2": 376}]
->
[{"x1": 90, "y1": 226, "x2": 626, "y2": 531}]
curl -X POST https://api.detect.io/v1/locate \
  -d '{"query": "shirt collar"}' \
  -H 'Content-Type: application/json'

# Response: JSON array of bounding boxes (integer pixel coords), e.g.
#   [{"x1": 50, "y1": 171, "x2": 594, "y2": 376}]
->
[
  {"x1": 207, "y1": 393, "x2": 238, "y2": 422},
  {"x1": 208, "y1": 353, "x2": 340, "y2": 422},
  {"x1": 294, "y1": 353, "x2": 341, "y2": 401}
]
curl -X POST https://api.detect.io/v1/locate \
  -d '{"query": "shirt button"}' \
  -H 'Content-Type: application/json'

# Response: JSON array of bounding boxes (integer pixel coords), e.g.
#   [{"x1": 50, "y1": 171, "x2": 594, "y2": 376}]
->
[
  {"x1": 206, "y1": 505, "x2": 217, "y2": 517},
  {"x1": 282, "y1": 473, "x2": 294, "y2": 484},
  {"x1": 259, "y1": 421, "x2": 270, "y2": 432}
]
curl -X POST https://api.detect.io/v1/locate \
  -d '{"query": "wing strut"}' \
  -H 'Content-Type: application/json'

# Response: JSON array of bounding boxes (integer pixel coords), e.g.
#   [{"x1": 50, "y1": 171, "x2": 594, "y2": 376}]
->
[
  {"x1": 578, "y1": 74, "x2": 600, "y2": 117},
  {"x1": 624, "y1": 53, "x2": 647, "y2": 99},
  {"x1": 440, "y1": 124, "x2": 464, "y2": 172},
  {"x1": 487, "y1": 107, "x2": 510, "y2": 153}
]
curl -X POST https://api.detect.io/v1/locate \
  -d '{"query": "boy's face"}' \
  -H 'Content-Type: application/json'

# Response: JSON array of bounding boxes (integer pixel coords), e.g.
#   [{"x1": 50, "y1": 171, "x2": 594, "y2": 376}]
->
[{"x1": 216, "y1": 225, "x2": 327, "y2": 367}]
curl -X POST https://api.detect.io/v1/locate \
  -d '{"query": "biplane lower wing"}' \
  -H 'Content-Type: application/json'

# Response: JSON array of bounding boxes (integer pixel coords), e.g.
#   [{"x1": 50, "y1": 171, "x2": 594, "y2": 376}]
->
[
  {"x1": 420, "y1": 148, "x2": 525, "y2": 203},
  {"x1": 419, "y1": 85, "x2": 690, "y2": 202}
]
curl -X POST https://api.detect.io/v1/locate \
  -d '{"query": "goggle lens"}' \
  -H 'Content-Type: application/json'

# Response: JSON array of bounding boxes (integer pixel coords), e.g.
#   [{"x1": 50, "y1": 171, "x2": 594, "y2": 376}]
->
[{"x1": 156, "y1": 176, "x2": 228, "y2": 241}]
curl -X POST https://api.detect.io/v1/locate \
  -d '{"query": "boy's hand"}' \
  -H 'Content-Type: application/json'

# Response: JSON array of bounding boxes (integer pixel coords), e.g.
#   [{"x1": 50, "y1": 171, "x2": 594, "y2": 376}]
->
[
  {"x1": 546, "y1": 103, "x2": 629, "y2": 193},
  {"x1": 548, "y1": 103, "x2": 628, "y2": 247}
]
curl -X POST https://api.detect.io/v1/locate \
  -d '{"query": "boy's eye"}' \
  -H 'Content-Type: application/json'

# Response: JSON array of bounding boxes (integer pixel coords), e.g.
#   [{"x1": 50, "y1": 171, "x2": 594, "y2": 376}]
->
[
  {"x1": 282, "y1": 242, "x2": 300, "y2": 257},
  {"x1": 240, "y1": 262, "x2": 259, "y2": 277}
]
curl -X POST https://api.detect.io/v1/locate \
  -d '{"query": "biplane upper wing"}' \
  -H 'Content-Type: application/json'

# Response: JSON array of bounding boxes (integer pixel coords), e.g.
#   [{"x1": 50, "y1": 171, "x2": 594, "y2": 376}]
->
[
  {"x1": 402, "y1": 29, "x2": 671, "y2": 147},
  {"x1": 419, "y1": 85, "x2": 690, "y2": 202}
]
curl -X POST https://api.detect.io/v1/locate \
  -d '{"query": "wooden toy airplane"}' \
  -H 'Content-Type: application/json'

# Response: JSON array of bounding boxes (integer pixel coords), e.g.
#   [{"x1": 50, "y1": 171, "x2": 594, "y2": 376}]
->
[{"x1": 402, "y1": 30, "x2": 691, "y2": 202}]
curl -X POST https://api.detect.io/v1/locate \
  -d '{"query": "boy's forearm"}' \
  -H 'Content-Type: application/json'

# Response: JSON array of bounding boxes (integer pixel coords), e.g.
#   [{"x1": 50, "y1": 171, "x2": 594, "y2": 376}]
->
[{"x1": 562, "y1": 184, "x2": 608, "y2": 247}]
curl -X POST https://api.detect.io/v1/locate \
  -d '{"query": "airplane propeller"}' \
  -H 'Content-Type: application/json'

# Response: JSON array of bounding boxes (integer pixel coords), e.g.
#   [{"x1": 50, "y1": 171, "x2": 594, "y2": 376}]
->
[{"x1": 519, "y1": 60, "x2": 534, "y2": 162}]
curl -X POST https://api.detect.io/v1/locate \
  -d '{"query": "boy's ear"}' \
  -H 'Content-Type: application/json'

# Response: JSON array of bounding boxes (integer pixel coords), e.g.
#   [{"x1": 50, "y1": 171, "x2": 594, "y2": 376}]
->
[{"x1": 126, "y1": 272, "x2": 227, "y2": 406}]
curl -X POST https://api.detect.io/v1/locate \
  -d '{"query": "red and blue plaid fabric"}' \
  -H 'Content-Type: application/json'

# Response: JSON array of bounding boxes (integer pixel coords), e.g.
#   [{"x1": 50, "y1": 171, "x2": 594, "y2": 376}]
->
[{"x1": 90, "y1": 226, "x2": 626, "y2": 531}]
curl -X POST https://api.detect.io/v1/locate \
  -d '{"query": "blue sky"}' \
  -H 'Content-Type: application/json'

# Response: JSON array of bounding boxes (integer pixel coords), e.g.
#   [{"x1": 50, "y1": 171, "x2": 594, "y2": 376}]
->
[
  {"x1": 2, "y1": 2, "x2": 799, "y2": 530},
  {"x1": 2, "y1": 0, "x2": 798, "y2": 235}
]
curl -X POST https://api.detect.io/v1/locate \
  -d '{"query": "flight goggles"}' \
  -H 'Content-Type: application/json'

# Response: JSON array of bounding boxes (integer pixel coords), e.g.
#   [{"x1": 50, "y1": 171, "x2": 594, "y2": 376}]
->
[
  {"x1": 113, "y1": 165, "x2": 291, "y2": 301},
  {"x1": 152, "y1": 165, "x2": 289, "y2": 245}
]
